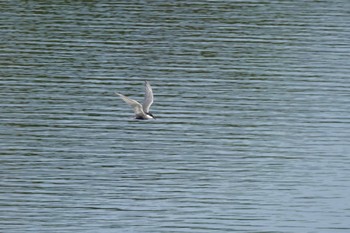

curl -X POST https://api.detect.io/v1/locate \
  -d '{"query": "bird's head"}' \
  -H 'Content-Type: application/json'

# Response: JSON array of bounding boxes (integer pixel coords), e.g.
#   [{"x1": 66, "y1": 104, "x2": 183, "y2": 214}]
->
[{"x1": 147, "y1": 112, "x2": 155, "y2": 119}]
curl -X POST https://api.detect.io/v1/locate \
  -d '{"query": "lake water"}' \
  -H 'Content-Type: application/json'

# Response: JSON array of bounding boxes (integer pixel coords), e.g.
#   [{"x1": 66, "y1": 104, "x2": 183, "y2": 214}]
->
[{"x1": 1, "y1": 1, "x2": 350, "y2": 232}]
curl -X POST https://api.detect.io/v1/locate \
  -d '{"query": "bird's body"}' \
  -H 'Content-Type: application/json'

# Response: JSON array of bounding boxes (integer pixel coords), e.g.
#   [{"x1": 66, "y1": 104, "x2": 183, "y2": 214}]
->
[{"x1": 116, "y1": 81, "x2": 155, "y2": 120}]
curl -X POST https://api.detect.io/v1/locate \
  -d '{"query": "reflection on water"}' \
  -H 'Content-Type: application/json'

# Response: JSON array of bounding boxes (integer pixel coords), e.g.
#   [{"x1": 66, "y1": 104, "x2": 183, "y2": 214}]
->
[{"x1": 1, "y1": 1, "x2": 350, "y2": 232}]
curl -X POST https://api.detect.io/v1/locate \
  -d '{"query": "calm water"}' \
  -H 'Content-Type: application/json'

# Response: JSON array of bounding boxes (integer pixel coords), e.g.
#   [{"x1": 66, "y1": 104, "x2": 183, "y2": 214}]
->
[{"x1": 1, "y1": 1, "x2": 350, "y2": 232}]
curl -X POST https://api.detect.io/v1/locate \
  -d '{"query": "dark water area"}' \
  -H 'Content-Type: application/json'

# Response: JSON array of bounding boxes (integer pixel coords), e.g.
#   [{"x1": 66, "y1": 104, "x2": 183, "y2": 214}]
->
[{"x1": 1, "y1": 1, "x2": 350, "y2": 232}]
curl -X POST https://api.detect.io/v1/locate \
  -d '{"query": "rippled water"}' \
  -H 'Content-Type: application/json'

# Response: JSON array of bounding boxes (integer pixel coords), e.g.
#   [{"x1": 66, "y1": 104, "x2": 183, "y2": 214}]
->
[{"x1": 1, "y1": 1, "x2": 350, "y2": 232}]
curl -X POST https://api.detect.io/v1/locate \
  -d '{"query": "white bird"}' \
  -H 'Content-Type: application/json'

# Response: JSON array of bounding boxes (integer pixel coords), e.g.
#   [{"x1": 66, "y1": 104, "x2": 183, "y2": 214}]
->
[{"x1": 116, "y1": 81, "x2": 155, "y2": 120}]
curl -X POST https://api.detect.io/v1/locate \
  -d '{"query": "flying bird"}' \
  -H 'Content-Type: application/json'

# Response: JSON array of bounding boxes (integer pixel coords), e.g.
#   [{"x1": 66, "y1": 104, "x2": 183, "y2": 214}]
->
[{"x1": 116, "y1": 81, "x2": 155, "y2": 120}]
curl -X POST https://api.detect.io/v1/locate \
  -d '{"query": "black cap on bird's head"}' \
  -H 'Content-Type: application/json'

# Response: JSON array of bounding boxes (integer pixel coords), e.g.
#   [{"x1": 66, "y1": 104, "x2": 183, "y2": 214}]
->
[{"x1": 147, "y1": 112, "x2": 155, "y2": 119}]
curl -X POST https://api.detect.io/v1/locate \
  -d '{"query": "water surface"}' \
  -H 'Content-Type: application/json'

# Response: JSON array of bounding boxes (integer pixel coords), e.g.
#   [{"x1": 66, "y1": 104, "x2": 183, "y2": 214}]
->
[{"x1": 1, "y1": 1, "x2": 350, "y2": 232}]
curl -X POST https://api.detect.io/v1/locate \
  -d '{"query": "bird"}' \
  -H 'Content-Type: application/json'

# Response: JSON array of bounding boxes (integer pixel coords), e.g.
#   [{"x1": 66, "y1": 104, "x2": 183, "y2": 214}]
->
[{"x1": 116, "y1": 81, "x2": 155, "y2": 120}]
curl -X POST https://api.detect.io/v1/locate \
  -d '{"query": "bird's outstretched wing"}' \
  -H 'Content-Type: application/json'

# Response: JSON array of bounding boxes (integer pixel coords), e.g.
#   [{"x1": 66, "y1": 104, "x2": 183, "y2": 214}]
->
[
  {"x1": 142, "y1": 81, "x2": 153, "y2": 113},
  {"x1": 116, "y1": 93, "x2": 144, "y2": 115}
]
